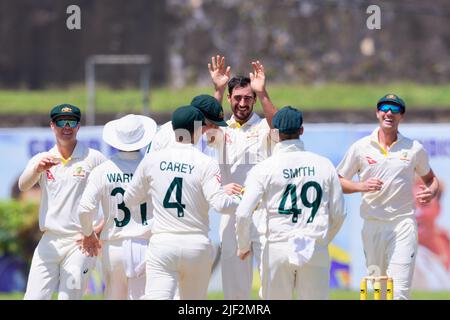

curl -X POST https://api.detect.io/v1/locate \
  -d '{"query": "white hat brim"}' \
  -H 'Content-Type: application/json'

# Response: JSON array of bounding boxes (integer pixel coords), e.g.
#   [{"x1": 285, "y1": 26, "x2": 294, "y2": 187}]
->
[{"x1": 103, "y1": 115, "x2": 157, "y2": 151}]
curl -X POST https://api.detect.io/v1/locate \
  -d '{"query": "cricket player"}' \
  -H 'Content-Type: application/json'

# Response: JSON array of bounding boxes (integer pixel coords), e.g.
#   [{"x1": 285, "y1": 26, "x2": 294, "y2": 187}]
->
[
  {"x1": 18, "y1": 104, "x2": 106, "y2": 300},
  {"x1": 145, "y1": 94, "x2": 240, "y2": 298},
  {"x1": 208, "y1": 55, "x2": 278, "y2": 299},
  {"x1": 236, "y1": 106, "x2": 346, "y2": 299},
  {"x1": 148, "y1": 94, "x2": 229, "y2": 153},
  {"x1": 147, "y1": 94, "x2": 242, "y2": 198},
  {"x1": 123, "y1": 106, "x2": 241, "y2": 300},
  {"x1": 78, "y1": 114, "x2": 157, "y2": 300},
  {"x1": 337, "y1": 94, "x2": 439, "y2": 300}
]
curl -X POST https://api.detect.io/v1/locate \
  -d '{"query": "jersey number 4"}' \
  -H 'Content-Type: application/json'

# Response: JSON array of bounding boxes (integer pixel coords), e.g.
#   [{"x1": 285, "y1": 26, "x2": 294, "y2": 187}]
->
[
  {"x1": 278, "y1": 181, "x2": 322, "y2": 223},
  {"x1": 163, "y1": 177, "x2": 186, "y2": 218},
  {"x1": 111, "y1": 187, "x2": 148, "y2": 227}
]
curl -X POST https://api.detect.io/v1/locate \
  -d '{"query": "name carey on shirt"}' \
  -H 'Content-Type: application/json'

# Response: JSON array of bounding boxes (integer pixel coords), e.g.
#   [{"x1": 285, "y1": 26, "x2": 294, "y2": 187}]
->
[{"x1": 160, "y1": 161, "x2": 194, "y2": 174}]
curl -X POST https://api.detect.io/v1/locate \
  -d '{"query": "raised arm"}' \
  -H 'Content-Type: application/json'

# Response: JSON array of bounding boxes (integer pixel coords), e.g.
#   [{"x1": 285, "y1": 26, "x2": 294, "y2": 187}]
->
[
  {"x1": 208, "y1": 55, "x2": 231, "y2": 105},
  {"x1": 249, "y1": 61, "x2": 278, "y2": 128}
]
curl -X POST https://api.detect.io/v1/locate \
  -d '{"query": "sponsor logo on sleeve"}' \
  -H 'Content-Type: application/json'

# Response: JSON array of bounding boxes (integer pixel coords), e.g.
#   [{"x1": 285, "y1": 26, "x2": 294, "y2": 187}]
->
[
  {"x1": 365, "y1": 156, "x2": 377, "y2": 165},
  {"x1": 46, "y1": 170, "x2": 55, "y2": 180}
]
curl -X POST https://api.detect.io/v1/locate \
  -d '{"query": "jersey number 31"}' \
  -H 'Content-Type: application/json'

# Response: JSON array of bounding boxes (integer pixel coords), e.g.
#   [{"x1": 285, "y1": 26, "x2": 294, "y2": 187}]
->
[{"x1": 111, "y1": 187, "x2": 148, "y2": 227}]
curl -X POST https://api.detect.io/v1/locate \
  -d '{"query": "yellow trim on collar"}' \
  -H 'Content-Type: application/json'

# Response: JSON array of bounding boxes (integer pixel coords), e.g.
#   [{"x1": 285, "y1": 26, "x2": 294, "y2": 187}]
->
[
  {"x1": 227, "y1": 120, "x2": 241, "y2": 129},
  {"x1": 376, "y1": 143, "x2": 388, "y2": 157},
  {"x1": 375, "y1": 139, "x2": 399, "y2": 157},
  {"x1": 60, "y1": 157, "x2": 72, "y2": 166}
]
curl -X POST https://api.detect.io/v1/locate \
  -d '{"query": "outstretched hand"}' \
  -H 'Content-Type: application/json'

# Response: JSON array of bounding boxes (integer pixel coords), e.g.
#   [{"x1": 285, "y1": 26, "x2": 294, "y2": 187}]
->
[
  {"x1": 208, "y1": 55, "x2": 231, "y2": 91},
  {"x1": 249, "y1": 60, "x2": 266, "y2": 94}
]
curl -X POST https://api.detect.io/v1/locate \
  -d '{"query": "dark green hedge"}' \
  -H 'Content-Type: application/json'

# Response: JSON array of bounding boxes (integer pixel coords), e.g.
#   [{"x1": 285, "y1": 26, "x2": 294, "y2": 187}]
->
[{"x1": 0, "y1": 200, "x2": 41, "y2": 264}]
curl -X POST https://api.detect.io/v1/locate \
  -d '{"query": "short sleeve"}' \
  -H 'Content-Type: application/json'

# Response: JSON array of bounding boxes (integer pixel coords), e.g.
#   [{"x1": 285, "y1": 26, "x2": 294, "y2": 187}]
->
[
  {"x1": 336, "y1": 143, "x2": 360, "y2": 179},
  {"x1": 414, "y1": 143, "x2": 431, "y2": 177}
]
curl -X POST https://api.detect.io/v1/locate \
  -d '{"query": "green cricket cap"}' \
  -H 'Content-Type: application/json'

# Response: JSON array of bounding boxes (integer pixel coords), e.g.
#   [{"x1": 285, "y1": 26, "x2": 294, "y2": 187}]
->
[
  {"x1": 377, "y1": 94, "x2": 406, "y2": 112},
  {"x1": 272, "y1": 106, "x2": 303, "y2": 134},
  {"x1": 172, "y1": 105, "x2": 205, "y2": 132},
  {"x1": 50, "y1": 104, "x2": 81, "y2": 121},
  {"x1": 190, "y1": 94, "x2": 227, "y2": 127}
]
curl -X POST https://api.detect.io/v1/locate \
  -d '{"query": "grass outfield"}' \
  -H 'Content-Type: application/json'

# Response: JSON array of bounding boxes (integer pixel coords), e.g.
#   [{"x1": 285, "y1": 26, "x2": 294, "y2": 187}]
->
[
  {"x1": 209, "y1": 290, "x2": 450, "y2": 300},
  {"x1": 1, "y1": 290, "x2": 449, "y2": 300},
  {"x1": 0, "y1": 82, "x2": 449, "y2": 114}
]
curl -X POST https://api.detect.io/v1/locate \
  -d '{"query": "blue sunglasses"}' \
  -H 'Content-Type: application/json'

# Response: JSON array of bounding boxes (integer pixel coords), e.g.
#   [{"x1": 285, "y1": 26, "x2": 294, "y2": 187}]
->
[
  {"x1": 377, "y1": 104, "x2": 403, "y2": 114},
  {"x1": 55, "y1": 119, "x2": 79, "y2": 128}
]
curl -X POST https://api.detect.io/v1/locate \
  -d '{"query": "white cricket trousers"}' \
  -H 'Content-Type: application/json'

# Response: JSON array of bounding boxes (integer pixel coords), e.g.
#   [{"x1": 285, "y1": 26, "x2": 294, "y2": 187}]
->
[
  {"x1": 261, "y1": 241, "x2": 329, "y2": 300},
  {"x1": 220, "y1": 212, "x2": 264, "y2": 300},
  {"x1": 24, "y1": 232, "x2": 96, "y2": 300},
  {"x1": 362, "y1": 217, "x2": 418, "y2": 300},
  {"x1": 102, "y1": 239, "x2": 147, "y2": 300},
  {"x1": 144, "y1": 233, "x2": 213, "y2": 300}
]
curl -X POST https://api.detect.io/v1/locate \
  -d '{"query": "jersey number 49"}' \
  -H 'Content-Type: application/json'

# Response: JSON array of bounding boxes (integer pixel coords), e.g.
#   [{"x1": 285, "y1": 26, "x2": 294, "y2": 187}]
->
[{"x1": 278, "y1": 181, "x2": 322, "y2": 223}]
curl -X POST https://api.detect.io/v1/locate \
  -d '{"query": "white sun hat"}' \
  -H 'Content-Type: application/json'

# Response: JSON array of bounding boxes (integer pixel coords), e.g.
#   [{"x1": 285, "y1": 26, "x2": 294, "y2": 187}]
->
[{"x1": 103, "y1": 114, "x2": 157, "y2": 151}]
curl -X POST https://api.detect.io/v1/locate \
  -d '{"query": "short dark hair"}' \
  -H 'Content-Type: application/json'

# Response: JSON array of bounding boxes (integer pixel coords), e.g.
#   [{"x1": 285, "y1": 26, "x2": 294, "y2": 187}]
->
[{"x1": 227, "y1": 76, "x2": 256, "y2": 98}]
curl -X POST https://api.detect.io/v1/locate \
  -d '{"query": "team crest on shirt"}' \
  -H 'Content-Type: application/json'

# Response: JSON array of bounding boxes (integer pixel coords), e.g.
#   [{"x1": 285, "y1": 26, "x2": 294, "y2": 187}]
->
[
  {"x1": 365, "y1": 156, "x2": 377, "y2": 165},
  {"x1": 73, "y1": 166, "x2": 86, "y2": 177},
  {"x1": 400, "y1": 151, "x2": 410, "y2": 162},
  {"x1": 246, "y1": 127, "x2": 260, "y2": 139},
  {"x1": 46, "y1": 170, "x2": 55, "y2": 181}
]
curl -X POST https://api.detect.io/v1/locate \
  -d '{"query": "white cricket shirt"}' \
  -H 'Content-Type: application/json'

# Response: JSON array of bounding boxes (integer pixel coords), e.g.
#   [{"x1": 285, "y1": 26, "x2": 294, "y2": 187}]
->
[
  {"x1": 337, "y1": 128, "x2": 431, "y2": 221},
  {"x1": 213, "y1": 112, "x2": 273, "y2": 236},
  {"x1": 19, "y1": 142, "x2": 106, "y2": 236},
  {"x1": 236, "y1": 139, "x2": 346, "y2": 251},
  {"x1": 78, "y1": 151, "x2": 152, "y2": 241},
  {"x1": 124, "y1": 142, "x2": 239, "y2": 235},
  {"x1": 218, "y1": 113, "x2": 272, "y2": 185}
]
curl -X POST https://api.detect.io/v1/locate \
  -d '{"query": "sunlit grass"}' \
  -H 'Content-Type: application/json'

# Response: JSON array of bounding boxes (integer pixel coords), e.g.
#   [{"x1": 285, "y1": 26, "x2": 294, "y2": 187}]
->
[
  {"x1": 0, "y1": 82, "x2": 449, "y2": 115},
  {"x1": 1, "y1": 289, "x2": 449, "y2": 300}
]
